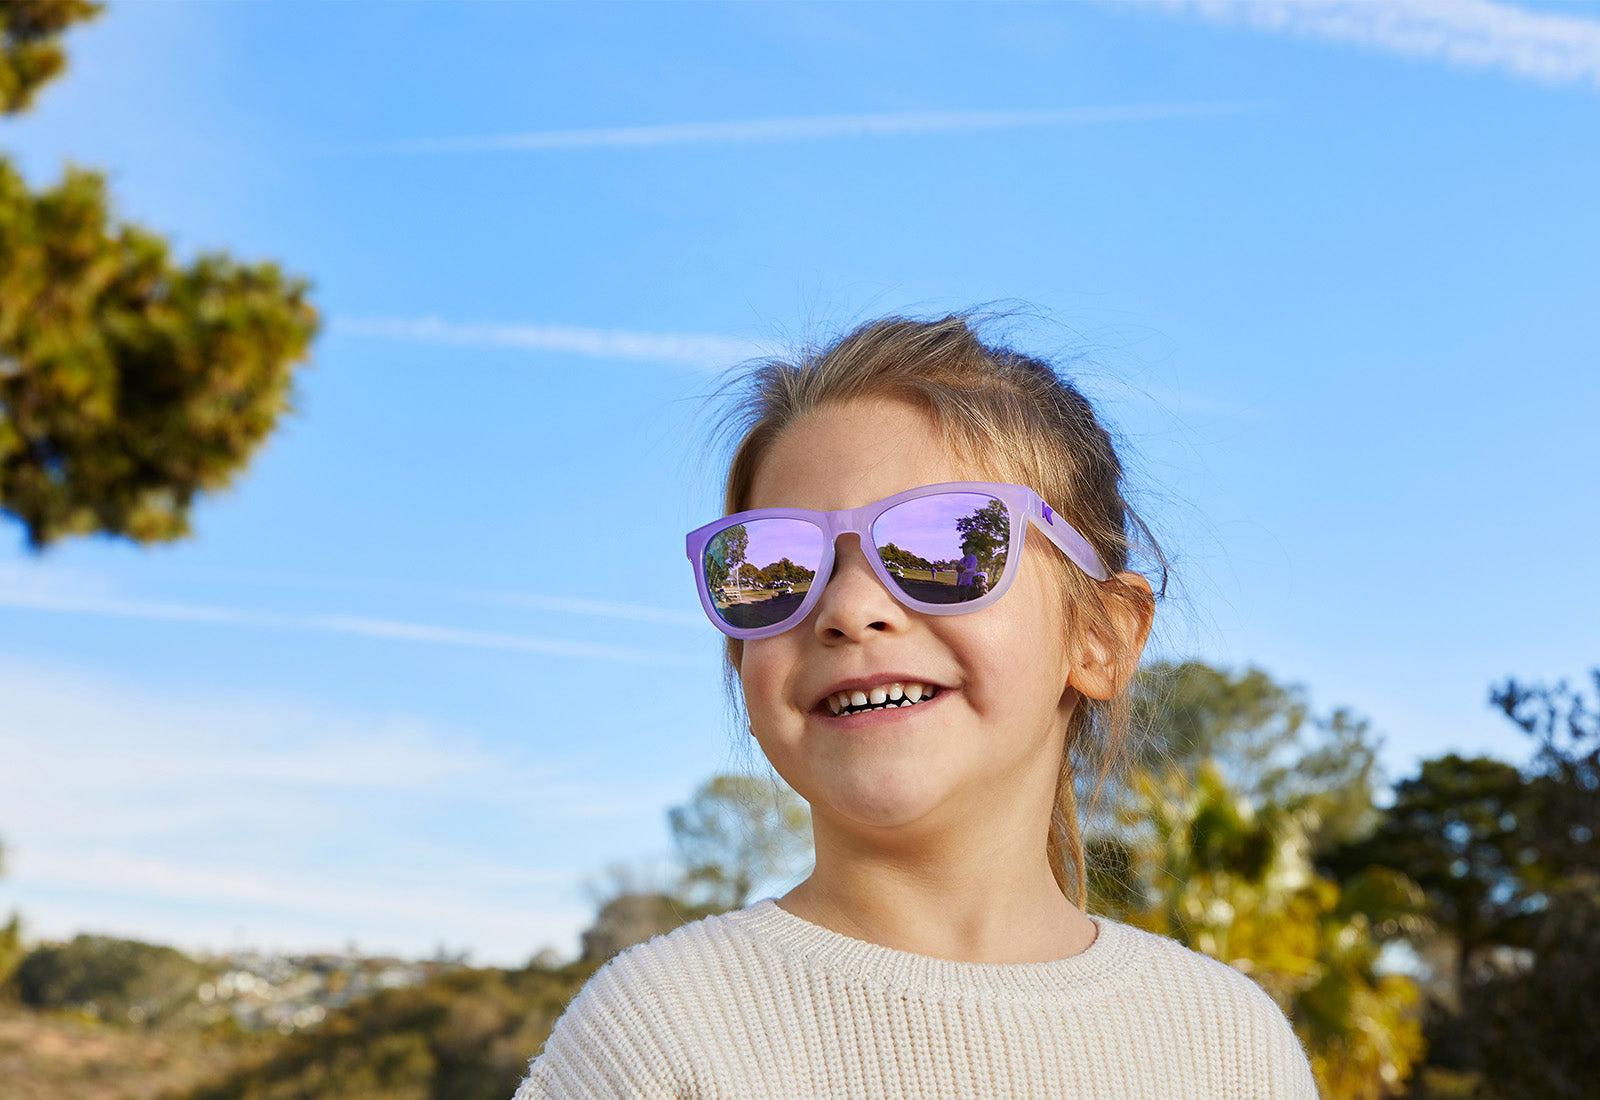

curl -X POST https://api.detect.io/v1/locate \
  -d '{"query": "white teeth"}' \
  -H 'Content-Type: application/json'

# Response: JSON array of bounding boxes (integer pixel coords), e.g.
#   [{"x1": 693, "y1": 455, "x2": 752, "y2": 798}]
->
[{"x1": 826, "y1": 682, "x2": 938, "y2": 715}]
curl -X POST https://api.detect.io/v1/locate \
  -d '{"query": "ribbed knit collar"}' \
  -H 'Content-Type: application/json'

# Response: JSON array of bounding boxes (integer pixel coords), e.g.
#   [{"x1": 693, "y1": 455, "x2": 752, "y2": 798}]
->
[{"x1": 726, "y1": 899, "x2": 1148, "y2": 1004}]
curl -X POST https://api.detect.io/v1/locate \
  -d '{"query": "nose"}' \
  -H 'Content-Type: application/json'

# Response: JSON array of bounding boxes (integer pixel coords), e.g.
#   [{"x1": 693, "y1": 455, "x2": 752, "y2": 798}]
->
[{"x1": 811, "y1": 534, "x2": 909, "y2": 642}]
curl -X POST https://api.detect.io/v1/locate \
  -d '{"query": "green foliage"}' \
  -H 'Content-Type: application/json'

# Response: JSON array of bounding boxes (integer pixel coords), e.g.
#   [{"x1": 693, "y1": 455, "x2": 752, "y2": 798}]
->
[
  {"x1": 1464, "y1": 884, "x2": 1600, "y2": 1100},
  {"x1": 181, "y1": 961, "x2": 596, "y2": 1100},
  {"x1": 877, "y1": 540, "x2": 932, "y2": 572},
  {"x1": 720, "y1": 522, "x2": 748, "y2": 584},
  {"x1": 0, "y1": 910, "x2": 23, "y2": 996},
  {"x1": 668, "y1": 773, "x2": 812, "y2": 911},
  {"x1": 1135, "y1": 661, "x2": 1382, "y2": 852},
  {"x1": 14, "y1": 933, "x2": 206, "y2": 1025},
  {"x1": 1386, "y1": 672, "x2": 1600, "y2": 1100},
  {"x1": 1326, "y1": 754, "x2": 1537, "y2": 993},
  {"x1": 0, "y1": 162, "x2": 319, "y2": 547},
  {"x1": 0, "y1": 0, "x2": 102, "y2": 115},
  {"x1": 1096, "y1": 761, "x2": 1424, "y2": 1100},
  {"x1": 1107, "y1": 663, "x2": 1422, "y2": 1097},
  {"x1": 954, "y1": 497, "x2": 1007, "y2": 574},
  {"x1": 1492, "y1": 671, "x2": 1599, "y2": 878},
  {"x1": 753, "y1": 556, "x2": 813, "y2": 586}
]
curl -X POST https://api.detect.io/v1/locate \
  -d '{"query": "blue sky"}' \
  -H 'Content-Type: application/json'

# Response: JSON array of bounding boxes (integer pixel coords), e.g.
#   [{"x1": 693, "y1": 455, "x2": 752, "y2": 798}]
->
[{"x1": 1, "y1": 0, "x2": 1597, "y2": 965}]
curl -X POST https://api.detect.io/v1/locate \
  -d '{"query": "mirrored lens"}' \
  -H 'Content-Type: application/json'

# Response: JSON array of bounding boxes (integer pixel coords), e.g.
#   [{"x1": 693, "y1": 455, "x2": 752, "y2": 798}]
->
[
  {"x1": 872, "y1": 493, "x2": 1009, "y2": 606},
  {"x1": 702, "y1": 518, "x2": 824, "y2": 631}
]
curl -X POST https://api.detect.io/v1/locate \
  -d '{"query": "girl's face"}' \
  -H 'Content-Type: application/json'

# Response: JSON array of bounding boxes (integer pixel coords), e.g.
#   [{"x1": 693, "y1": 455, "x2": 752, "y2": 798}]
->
[{"x1": 739, "y1": 398, "x2": 1082, "y2": 846}]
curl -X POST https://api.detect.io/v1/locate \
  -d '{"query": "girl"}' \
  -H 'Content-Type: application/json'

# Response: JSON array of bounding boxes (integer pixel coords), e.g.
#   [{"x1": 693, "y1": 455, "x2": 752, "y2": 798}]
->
[{"x1": 516, "y1": 315, "x2": 1318, "y2": 1099}]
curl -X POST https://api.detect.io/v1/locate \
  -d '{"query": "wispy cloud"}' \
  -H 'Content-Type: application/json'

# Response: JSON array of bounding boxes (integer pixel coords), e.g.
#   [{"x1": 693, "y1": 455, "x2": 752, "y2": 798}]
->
[
  {"x1": 0, "y1": 586, "x2": 699, "y2": 666},
  {"x1": 461, "y1": 588, "x2": 704, "y2": 628},
  {"x1": 332, "y1": 316, "x2": 766, "y2": 369},
  {"x1": 0, "y1": 660, "x2": 638, "y2": 960},
  {"x1": 368, "y1": 101, "x2": 1266, "y2": 155},
  {"x1": 1149, "y1": 0, "x2": 1600, "y2": 90},
  {"x1": 107, "y1": 564, "x2": 707, "y2": 629}
]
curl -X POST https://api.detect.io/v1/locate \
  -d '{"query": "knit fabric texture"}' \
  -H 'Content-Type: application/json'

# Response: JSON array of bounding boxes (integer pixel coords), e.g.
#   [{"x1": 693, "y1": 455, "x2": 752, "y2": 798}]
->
[{"x1": 515, "y1": 899, "x2": 1319, "y2": 1099}]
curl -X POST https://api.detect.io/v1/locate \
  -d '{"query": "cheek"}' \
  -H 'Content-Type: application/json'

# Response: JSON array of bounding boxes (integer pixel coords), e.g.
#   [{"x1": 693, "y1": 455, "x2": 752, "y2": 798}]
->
[{"x1": 737, "y1": 639, "x2": 789, "y2": 728}]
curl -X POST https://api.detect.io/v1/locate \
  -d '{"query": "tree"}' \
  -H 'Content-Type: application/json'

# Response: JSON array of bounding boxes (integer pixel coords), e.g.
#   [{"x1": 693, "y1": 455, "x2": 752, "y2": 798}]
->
[
  {"x1": 579, "y1": 891, "x2": 707, "y2": 963},
  {"x1": 1093, "y1": 762, "x2": 1424, "y2": 1099},
  {"x1": 14, "y1": 933, "x2": 207, "y2": 1025},
  {"x1": 0, "y1": 837, "x2": 22, "y2": 996},
  {"x1": 1, "y1": 2, "x2": 318, "y2": 548},
  {"x1": 668, "y1": 773, "x2": 812, "y2": 911},
  {"x1": 184, "y1": 962, "x2": 596, "y2": 1100},
  {"x1": 1326, "y1": 754, "x2": 1537, "y2": 997},
  {"x1": 0, "y1": 1, "x2": 102, "y2": 114},
  {"x1": 1491, "y1": 671, "x2": 1599, "y2": 879},
  {"x1": 955, "y1": 497, "x2": 1007, "y2": 575},
  {"x1": 1441, "y1": 671, "x2": 1600, "y2": 1099},
  {"x1": 1133, "y1": 662, "x2": 1382, "y2": 852},
  {"x1": 1462, "y1": 883, "x2": 1600, "y2": 1100}
]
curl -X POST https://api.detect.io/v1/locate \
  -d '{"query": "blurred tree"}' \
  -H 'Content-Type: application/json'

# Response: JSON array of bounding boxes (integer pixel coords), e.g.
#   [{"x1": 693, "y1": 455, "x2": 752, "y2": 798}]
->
[
  {"x1": 1325, "y1": 754, "x2": 1537, "y2": 996},
  {"x1": 1133, "y1": 662, "x2": 1383, "y2": 852},
  {"x1": 1, "y1": 2, "x2": 318, "y2": 549},
  {"x1": 1094, "y1": 761, "x2": 1424, "y2": 1099},
  {"x1": 0, "y1": 0, "x2": 102, "y2": 114},
  {"x1": 579, "y1": 891, "x2": 713, "y2": 963},
  {"x1": 1462, "y1": 883, "x2": 1600, "y2": 1100},
  {"x1": 668, "y1": 773, "x2": 812, "y2": 911},
  {"x1": 0, "y1": 837, "x2": 23, "y2": 995},
  {"x1": 1436, "y1": 672, "x2": 1600, "y2": 1100},
  {"x1": 183, "y1": 961, "x2": 596, "y2": 1100},
  {"x1": 1491, "y1": 671, "x2": 1599, "y2": 879},
  {"x1": 15, "y1": 933, "x2": 206, "y2": 1025}
]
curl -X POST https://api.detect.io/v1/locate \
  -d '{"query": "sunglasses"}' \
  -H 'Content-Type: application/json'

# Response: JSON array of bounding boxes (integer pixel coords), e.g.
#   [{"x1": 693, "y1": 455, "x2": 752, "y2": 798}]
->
[{"x1": 685, "y1": 481, "x2": 1108, "y2": 640}]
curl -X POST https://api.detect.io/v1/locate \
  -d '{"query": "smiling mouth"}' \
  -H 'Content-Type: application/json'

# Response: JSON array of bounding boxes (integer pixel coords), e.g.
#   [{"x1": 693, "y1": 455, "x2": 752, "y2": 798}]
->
[{"x1": 825, "y1": 681, "x2": 939, "y2": 717}]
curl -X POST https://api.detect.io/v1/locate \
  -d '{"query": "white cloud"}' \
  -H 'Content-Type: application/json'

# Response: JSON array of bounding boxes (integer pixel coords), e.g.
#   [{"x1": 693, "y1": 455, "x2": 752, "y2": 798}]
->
[
  {"x1": 0, "y1": 660, "x2": 639, "y2": 962},
  {"x1": 1151, "y1": 0, "x2": 1600, "y2": 89},
  {"x1": 332, "y1": 316, "x2": 766, "y2": 369},
  {"x1": 10, "y1": 847, "x2": 587, "y2": 963},
  {"x1": 462, "y1": 588, "x2": 704, "y2": 628},
  {"x1": 367, "y1": 101, "x2": 1265, "y2": 155},
  {"x1": 0, "y1": 585, "x2": 699, "y2": 666}
]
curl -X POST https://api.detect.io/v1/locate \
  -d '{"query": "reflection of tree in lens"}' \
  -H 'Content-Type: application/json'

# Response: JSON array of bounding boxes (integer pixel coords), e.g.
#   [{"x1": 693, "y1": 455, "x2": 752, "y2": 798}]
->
[
  {"x1": 955, "y1": 499, "x2": 1008, "y2": 579},
  {"x1": 705, "y1": 524, "x2": 749, "y2": 606},
  {"x1": 879, "y1": 541, "x2": 934, "y2": 574},
  {"x1": 722, "y1": 524, "x2": 749, "y2": 597}
]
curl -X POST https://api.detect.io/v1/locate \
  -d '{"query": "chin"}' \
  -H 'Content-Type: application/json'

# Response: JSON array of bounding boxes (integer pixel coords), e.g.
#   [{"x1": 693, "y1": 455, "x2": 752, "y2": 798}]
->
[{"x1": 822, "y1": 773, "x2": 949, "y2": 832}]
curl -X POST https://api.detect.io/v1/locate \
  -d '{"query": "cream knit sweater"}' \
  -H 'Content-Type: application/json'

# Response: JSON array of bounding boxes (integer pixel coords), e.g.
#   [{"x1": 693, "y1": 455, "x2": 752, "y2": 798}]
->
[{"x1": 516, "y1": 900, "x2": 1319, "y2": 1099}]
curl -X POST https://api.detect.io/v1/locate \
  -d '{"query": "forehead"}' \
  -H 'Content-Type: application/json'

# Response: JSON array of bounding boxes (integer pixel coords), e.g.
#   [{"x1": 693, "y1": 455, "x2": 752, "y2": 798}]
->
[{"x1": 747, "y1": 397, "x2": 1005, "y2": 512}]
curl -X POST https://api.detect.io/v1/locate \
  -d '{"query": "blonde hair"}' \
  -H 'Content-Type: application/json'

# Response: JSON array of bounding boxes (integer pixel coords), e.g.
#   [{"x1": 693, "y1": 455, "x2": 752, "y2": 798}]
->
[{"x1": 716, "y1": 314, "x2": 1164, "y2": 907}]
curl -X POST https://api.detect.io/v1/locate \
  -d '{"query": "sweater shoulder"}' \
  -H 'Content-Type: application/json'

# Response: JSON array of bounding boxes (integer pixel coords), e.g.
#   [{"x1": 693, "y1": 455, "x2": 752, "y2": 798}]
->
[
  {"x1": 1110, "y1": 919, "x2": 1290, "y2": 1012},
  {"x1": 515, "y1": 911, "x2": 755, "y2": 1099},
  {"x1": 1102, "y1": 920, "x2": 1318, "y2": 1089}
]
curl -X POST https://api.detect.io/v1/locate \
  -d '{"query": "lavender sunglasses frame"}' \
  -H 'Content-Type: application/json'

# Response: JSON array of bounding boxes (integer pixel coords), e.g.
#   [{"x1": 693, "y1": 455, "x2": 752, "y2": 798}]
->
[{"x1": 685, "y1": 481, "x2": 1109, "y2": 640}]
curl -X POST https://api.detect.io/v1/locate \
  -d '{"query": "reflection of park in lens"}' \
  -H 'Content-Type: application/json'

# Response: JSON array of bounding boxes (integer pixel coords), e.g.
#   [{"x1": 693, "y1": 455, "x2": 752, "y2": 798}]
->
[
  {"x1": 705, "y1": 516, "x2": 822, "y2": 628},
  {"x1": 874, "y1": 493, "x2": 1008, "y2": 605}
]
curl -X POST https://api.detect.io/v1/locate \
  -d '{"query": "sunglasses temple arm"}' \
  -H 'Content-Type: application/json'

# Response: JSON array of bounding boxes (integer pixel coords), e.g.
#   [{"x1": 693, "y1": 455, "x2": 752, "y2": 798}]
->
[{"x1": 1029, "y1": 502, "x2": 1110, "y2": 582}]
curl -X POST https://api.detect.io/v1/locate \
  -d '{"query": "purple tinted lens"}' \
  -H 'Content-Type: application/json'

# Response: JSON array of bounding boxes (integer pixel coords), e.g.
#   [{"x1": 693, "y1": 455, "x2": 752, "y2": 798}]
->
[
  {"x1": 872, "y1": 493, "x2": 1009, "y2": 606},
  {"x1": 703, "y1": 518, "x2": 824, "y2": 631}
]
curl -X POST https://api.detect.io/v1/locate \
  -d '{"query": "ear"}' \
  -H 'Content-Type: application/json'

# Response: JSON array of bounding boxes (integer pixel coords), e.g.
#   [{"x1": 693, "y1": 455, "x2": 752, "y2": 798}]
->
[{"x1": 1067, "y1": 572, "x2": 1154, "y2": 701}]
